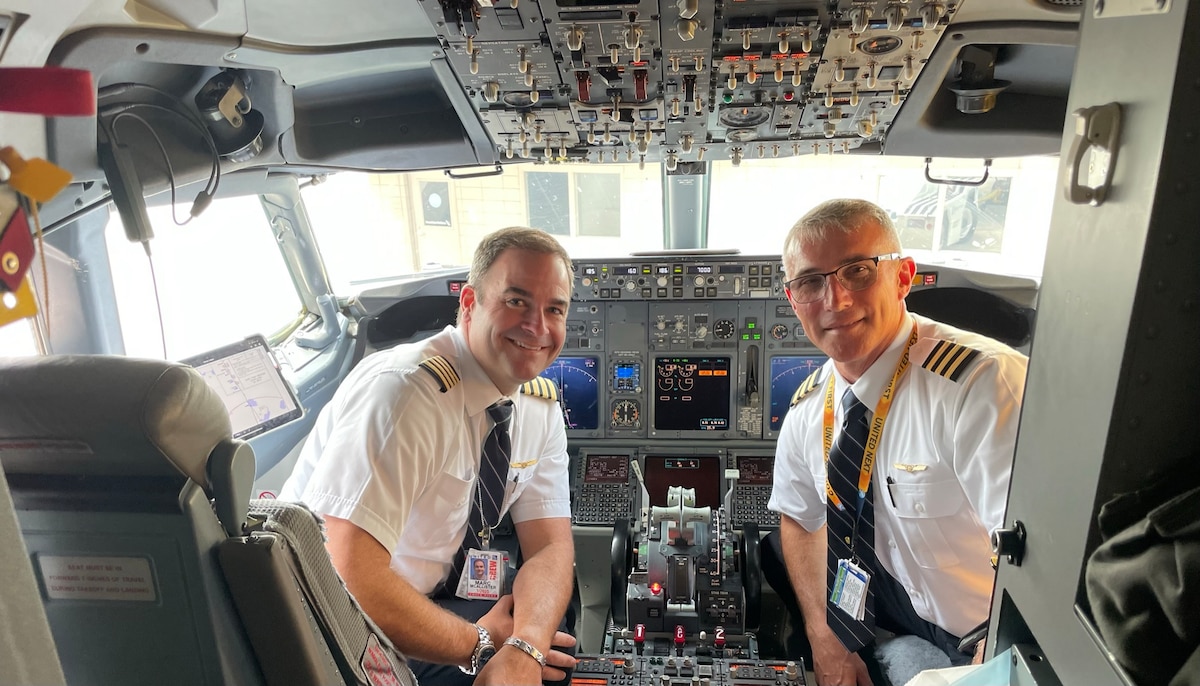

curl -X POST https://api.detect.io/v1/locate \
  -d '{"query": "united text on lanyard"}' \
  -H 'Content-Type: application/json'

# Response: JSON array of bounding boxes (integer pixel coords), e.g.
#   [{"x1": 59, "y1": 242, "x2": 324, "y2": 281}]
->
[{"x1": 823, "y1": 323, "x2": 919, "y2": 553}]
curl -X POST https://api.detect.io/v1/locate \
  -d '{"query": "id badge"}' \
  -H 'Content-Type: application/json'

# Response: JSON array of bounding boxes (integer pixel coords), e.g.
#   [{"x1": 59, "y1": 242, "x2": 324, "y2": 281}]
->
[
  {"x1": 456, "y1": 548, "x2": 506, "y2": 601},
  {"x1": 830, "y1": 558, "x2": 870, "y2": 621}
]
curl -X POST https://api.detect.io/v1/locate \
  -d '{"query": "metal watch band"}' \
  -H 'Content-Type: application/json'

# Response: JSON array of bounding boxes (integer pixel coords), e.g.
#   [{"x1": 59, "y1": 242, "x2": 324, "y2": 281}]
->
[
  {"x1": 503, "y1": 636, "x2": 547, "y2": 667},
  {"x1": 460, "y1": 624, "x2": 494, "y2": 676}
]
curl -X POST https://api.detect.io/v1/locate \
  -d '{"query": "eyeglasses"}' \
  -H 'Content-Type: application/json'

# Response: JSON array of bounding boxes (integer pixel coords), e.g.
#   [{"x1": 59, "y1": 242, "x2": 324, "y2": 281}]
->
[{"x1": 782, "y1": 253, "x2": 901, "y2": 304}]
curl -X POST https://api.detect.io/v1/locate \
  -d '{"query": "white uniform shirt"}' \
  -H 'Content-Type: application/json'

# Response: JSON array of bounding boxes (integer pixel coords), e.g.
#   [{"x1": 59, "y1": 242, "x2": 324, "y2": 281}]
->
[
  {"x1": 281, "y1": 325, "x2": 571, "y2": 594},
  {"x1": 768, "y1": 312, "x2": 1027, "y2": 637}
]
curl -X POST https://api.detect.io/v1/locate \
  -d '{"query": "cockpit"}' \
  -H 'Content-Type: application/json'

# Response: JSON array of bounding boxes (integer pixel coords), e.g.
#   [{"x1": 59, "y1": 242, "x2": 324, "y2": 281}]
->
[{"x1": 5, "y1": 0, "x2": 1197, "y2": 685}]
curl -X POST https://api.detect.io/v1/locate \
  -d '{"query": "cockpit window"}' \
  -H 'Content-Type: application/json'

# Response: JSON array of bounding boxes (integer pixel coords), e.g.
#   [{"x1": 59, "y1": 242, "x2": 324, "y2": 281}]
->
[
  {"x1": 301, "y1": 156, "x2": 1054, "y2": 298},
  {"x1": 708, "y1": 155, "x2": 1058, "y2": 279},
  {"x1": 302, "y1": 166, "x2": 664, "y2": 294},
  {"x1": 0, "y1": 319, "x2": 39, "y2": 356},
  {"x1": 105, "y1": 195, "x2": 302, "y2": 360}
]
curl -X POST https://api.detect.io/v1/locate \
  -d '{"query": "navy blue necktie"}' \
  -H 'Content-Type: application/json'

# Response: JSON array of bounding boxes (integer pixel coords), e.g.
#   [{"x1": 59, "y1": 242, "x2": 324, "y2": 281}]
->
[
  {"x1": 825, "y1": 389, "x2": 878, "y2": 652},
  {"x1": 446, "y1": 400, "x2": 513, "y2": 590}
]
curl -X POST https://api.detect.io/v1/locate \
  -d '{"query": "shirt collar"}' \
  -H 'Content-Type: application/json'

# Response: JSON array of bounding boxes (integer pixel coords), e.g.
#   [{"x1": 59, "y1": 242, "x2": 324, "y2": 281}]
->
[
  {"x1": 446, "y1": 326, "x2": 514, "y2": 417},
  {"x1": 833, "y1": 311, "x2": 915, "y2": 411}
]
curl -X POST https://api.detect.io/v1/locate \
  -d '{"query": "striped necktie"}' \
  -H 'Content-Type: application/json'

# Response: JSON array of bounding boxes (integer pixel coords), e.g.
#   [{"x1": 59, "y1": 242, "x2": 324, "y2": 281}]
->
[
  {"x1": 446, "y1": 400, "x2": 513, "y2": 590},
  {"x1": 825, "y1": 389, "x2": 878, "y2": 652}
]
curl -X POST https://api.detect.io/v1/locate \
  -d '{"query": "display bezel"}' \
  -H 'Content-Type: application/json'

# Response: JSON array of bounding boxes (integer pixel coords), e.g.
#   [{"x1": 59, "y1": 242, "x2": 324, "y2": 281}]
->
[{"x1": 181, "y1": 334, "x2": 303, "y2": 440}]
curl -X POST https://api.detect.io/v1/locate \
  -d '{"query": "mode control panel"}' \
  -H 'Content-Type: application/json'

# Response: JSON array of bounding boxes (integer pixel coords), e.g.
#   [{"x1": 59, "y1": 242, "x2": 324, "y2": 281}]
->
[{"x1": 575, "y1": 259, "x2": 784, "y2": 302}]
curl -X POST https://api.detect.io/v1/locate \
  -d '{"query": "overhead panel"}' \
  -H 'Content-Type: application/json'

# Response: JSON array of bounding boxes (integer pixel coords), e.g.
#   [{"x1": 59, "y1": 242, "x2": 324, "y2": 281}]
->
[{"x1": 421, "y1": 0, "x2": 965, "y2": 166}]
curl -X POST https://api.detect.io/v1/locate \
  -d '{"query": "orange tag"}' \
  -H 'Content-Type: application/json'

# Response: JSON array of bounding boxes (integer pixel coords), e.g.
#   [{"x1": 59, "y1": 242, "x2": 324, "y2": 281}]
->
[
  {"x1": 0, "y1": 147, "x2": 72, "y2": 203},
  {"x1": 0, "y1": 274, "x2": 38, "y2": 328}
]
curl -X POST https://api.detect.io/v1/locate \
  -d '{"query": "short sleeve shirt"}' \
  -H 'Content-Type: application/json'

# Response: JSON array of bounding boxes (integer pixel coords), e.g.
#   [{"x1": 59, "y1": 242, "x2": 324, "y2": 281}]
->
[
  {"x1": 768, "y1": 313, "x2": 1028, "y2": 637},
  {"x1": 280, "y1": 326, "x2": 571, "y2": 594}
]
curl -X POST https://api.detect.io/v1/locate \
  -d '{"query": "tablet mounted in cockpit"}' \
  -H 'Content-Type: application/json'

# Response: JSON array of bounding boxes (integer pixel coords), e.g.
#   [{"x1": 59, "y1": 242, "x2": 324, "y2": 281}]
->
[{"x1": 181, "y1": 334, "x2": 303, "y2": 440}]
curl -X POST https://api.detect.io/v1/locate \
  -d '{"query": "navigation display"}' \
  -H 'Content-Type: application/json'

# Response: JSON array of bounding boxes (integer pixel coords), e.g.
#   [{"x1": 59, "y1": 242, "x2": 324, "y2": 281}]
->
[
  {"x1": 737, "y1": 455, "x2": 775, "y2": 485},
  {"x1": 653, "y1": 356, "x2": 731, "y2": 431},
  {"x1": 584, "y1": 454, "x2": 630, "y2": 483},
  {"x1": 643, "y1": 455, "x2": 721, "y2": 508},
  {"x1": 768, "y1": 355, "x2": 828, "y2": 431},
  {"x1": 537, "y1": 356, "x2": 600, "y2": 431},
  {"x1": 181, "y1": 335, "x2": 303, "y2": 440}
]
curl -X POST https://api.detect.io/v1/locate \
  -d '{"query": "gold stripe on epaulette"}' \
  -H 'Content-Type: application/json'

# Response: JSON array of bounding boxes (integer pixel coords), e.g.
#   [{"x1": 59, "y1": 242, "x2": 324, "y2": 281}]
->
[
  {"x1": 921, "y1": 341, "x2": 982, "y2": 382},
  {"x1": 790, "y1": 368, "x2": 823, "y2": 408},
  {"x1": 521, "y1": 376, "x2": 560, "y2": 402},
  {"x1": 418, "y1": 356, "x2": 460, "y2": 393}
]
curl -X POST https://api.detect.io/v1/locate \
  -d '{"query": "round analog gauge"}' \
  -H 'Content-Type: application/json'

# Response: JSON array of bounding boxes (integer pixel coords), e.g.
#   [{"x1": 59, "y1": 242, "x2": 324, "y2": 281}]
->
[
  {"x1": 611, "y1": 399, "x2": 641, "y2": 427},
  {"x1": 793, "y1": 323, "x2": 807, "y2": 340},
  {"x1": 725, "y1": 127, "x2": 758, "y2": 142},
  {"x1": 718, "y1": 105, "x2": 770, "y2": 128},
  {"x1": 770, "y1": 323, "x2": 790, "y2": 340},
  {"x1": 502, "y1": 92, "x2": 536, "y2": 108},
  {"x1": 714, "y1": 319, "x2": 736, "y2": 339},
  {"x1": 858, "y1": 36, "x2": 902, "y2": 55}
]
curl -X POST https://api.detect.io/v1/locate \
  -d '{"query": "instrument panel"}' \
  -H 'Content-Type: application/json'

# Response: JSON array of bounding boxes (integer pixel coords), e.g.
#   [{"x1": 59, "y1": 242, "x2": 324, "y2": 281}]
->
[
  {"x1": 421, "y1": 0, "x2": 966, "y2": 165},
  {"x1": 573, "y1": 653, "x2": 806, "y2": 686},
  {"x1": 548, "y1": 255, "x2": 822, "y2": 442}
]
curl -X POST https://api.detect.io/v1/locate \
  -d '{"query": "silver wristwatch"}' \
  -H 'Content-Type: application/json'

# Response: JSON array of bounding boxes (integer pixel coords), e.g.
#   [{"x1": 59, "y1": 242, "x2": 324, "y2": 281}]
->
[{"x1": 460, "y1": 624, "x2": 496, "y2": 676}]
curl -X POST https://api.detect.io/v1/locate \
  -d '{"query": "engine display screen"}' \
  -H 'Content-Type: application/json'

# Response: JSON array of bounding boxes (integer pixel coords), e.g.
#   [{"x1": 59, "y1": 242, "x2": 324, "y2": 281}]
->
[
  {"x1": 736, "y1": 455, "x2": 775, "y2": 485},
  {"x1": 643, "y1": 455, "x2": 722, "y2": 508},
  {"x1": 653, "y1": 356, "x2": 730, "y2": 431},
  {"x1": 768, "y1": 355, "x2": 828, "y2": 431},
  {"x1": 536, "y1": 356, "x2": 600, "y2": 431},
  {"x1": 584, "y1": 454, "x2": 630, "y2": 483}
]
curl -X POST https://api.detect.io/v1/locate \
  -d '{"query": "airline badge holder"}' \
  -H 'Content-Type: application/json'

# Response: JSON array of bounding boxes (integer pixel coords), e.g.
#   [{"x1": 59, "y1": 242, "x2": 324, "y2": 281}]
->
[
  {"x1": 457, "y1": 549, "x2": 507, "y2": 601},
  {"x1": 830, "y1": 558, "x2": 870, "y2": 621}
]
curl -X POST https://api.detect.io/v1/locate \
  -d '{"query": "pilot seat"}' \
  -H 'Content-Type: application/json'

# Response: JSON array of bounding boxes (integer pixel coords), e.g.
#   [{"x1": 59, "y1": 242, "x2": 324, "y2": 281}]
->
[{"x1": 0, "y1": 355, "x2": 415, "y2": 686}]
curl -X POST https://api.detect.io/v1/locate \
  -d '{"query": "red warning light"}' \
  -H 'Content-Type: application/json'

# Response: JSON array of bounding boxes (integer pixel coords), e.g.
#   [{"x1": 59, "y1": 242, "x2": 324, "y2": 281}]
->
[{"x1": 649, "y1": 582, "x2": 662, "y2": 595}]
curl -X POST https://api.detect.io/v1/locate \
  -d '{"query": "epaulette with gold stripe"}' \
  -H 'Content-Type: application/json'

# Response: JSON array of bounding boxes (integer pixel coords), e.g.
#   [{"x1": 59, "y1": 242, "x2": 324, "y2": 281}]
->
[
  {"x1": 921, "y1": 340, "x2": 982, "y2": 382},
  {"x1": 790, "y1": 368, "x2": 824, "y2": 408},
  {"x1": 521, "y1": 376, "x2": 560, "y2": 402},
  {"x1": 417, "y1": 356, "x2": 460, "y2": 393}
]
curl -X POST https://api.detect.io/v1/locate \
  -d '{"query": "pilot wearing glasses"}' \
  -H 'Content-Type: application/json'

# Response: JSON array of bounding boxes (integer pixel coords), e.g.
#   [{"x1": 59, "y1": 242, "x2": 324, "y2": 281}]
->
[{"x1": 765, "y1": 199, "x2": 1028, "y2": 686}]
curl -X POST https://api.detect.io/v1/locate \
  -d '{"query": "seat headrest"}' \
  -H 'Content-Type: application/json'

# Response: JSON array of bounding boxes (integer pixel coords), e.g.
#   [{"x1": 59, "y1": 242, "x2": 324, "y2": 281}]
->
[
  {"x1": 0, "y1": 355, "x2": 232, "y2": 487},
  {"x1": 906, "y1": 287, "x2": 1033, "y2": 348}
]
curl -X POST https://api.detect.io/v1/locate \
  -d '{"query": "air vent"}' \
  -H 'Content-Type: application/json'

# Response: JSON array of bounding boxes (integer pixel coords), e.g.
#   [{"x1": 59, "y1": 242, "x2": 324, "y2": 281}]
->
[{"x1": 1038, "y1": 0, "x2": 1083, "y2": 7}]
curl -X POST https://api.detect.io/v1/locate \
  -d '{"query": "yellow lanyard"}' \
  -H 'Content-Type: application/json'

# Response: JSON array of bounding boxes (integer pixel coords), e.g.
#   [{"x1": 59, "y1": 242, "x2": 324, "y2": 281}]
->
[{"x1": 823, "y1": 323, "x2": 919, "y2": 512}]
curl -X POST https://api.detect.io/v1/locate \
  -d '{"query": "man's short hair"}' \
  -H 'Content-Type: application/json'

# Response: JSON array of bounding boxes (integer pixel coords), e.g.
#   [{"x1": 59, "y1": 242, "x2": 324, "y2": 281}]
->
[
  {"x1": 782, "y1": 199, "x2": 903, "y2": 277},
  {"x1": 467, "y1": 226, "x2": 574, "y2": 297}
]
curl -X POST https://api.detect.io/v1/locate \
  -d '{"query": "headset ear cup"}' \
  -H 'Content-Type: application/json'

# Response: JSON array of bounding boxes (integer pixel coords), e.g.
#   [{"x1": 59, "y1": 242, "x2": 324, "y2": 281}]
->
[
  {"x1": 740, "y1": 521, "x2": 762, "y2": 632},
  {"x1": 610, "y1": 518, "x2": 632, "y2": 628}
]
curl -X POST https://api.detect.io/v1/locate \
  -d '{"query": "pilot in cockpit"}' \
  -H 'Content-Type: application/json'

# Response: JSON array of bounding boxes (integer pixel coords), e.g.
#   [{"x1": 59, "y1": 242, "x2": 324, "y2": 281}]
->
[
  {"x1": 764, "y1": 199, "x2": 1029, "y2": 686},
  {"x1": 281, "y1": 227, "x2": 579, "y2": 686}
]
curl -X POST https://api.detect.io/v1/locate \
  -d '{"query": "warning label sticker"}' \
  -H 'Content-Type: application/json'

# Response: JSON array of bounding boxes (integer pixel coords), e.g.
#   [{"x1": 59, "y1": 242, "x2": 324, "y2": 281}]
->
[{"x1": 37, "y1": 555, "x2": 157, "y2": 602}]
